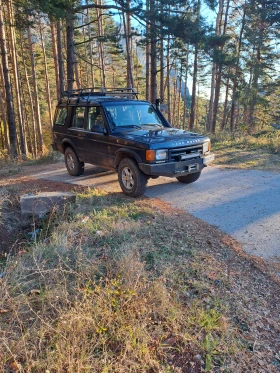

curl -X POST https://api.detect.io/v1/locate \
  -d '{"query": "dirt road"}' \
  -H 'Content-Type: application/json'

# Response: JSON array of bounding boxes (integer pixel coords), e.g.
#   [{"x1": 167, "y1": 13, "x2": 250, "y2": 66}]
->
[{"x1": 32, "y1": 162, "x2": 280, "y2": 260}]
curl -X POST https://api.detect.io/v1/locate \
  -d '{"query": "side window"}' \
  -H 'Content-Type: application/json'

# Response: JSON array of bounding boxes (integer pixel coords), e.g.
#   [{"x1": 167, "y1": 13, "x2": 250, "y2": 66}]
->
[
  {"x1": 88, "y1": 107, "x2": 105, "y2": 131},
  {"x1": 71, "y1": 107, "x2": 86, "y2": 129},
  {"x1": 55, "y1": 107, "x2": 68, "y2": 126}
]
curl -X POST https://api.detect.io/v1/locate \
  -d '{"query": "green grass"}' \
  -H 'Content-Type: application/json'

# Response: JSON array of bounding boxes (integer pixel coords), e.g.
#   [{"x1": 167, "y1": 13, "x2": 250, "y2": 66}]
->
[{"x1": 211, "y1": 129, "x2": 280, "y2": 171}]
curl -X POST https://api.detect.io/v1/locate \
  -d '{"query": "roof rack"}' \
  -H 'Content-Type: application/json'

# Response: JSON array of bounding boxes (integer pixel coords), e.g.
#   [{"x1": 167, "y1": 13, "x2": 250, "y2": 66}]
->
[{"x1": 62, "y1": 87, "x2": 139, "y2": 101}]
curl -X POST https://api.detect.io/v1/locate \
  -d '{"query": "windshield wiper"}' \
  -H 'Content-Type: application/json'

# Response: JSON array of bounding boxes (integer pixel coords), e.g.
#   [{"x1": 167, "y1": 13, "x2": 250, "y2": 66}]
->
[
  {"x1": 141, "y1": 123, "x2": 163, "y2": 128},
  {"x1": 115, "y1": 124, "x2": 142, "y2": 129}
]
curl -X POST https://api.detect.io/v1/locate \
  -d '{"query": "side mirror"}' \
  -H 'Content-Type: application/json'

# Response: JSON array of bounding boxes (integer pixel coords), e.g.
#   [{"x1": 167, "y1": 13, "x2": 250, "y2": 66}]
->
[{"x1": 155, "y1": 98, "x2": 161, "y2": 109}]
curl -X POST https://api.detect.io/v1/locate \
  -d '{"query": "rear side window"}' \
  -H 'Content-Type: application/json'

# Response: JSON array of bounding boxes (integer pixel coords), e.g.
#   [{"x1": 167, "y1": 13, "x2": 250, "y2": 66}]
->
[
  {"x1": 55, "y1": 107, "x2": 68, "y2": 126},
  {"x1": 71, "y1": 107, "x2": 86, "y2": 129}
]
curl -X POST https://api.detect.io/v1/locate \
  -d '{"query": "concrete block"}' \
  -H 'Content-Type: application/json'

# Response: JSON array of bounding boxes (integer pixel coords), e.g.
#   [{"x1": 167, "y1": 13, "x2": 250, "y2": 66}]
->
[{"x1": 20, "y1": 192, "x2": 76, "y2": 219}]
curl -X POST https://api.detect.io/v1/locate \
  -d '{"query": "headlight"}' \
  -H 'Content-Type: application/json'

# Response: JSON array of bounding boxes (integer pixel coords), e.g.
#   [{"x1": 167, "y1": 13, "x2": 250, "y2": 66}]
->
[
  {"x1": 146, "y1": 149, "x2": 168, "y2": 161},
  {"x1": 203, "y1": 141, "x2": 210, "y2": 154}
]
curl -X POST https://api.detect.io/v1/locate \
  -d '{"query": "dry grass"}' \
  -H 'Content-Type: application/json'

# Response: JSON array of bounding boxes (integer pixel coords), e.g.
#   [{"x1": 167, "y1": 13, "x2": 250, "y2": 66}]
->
[
  {"x1": 0, "y1": 187, "x2": 279, "y2": 372},
  {"x1": 1, "y1": 131, "x2": 280, "y2": 372},
  {"x1": 211, "y1": 129, "x2": 280, "y2": 172}
]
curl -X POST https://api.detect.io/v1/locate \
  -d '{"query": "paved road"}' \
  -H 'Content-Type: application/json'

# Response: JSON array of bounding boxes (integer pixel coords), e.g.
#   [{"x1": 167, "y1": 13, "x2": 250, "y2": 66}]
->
[{"x1": 33, "y1": 163, "x2": 280, "y2": 259}]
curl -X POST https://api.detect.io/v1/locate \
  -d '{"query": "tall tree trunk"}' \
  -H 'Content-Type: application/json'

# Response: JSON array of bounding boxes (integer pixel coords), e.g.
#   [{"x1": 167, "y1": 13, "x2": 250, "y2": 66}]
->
[
  {"x1": 182, "y1": 49, "x2": 189, "y2": 130},
  {"x1": 159, "y1": 3, "x2": 164, "y2": 102},
  {"x1": 50, "y1": 21, "x2": 60, "y2": 100},
  {"x1": 28, "y1": 25, "x2": 43, "y2": 153},
  {"x1": 82, "y1": 12, "x2": 89, "y2": 87},
  {"x1": 21, "y1": 84, "x2": 35, "y2": 158},
  {"x1": 96, "y1": 0, "x2": 106, "y2": 86},
  {"x1": 145, "y1": 0, "x2": 150, "y2": 101},
  {"x1": 20, "y1": 32, "x2": 36, "y2": 158},
  {"x1": 8, "y1": 0, "x2": 27, "y2": 157},
  {"x1": 189, "y1": 0, "x2": 200, "y2": 130},
  {"x1": 66, "y1": 17, "x2": 75, "y2": 91},
  {"x1": 230, "y1": 3, "x2": 246, "y2": 132},
  {"x1": 0, "y1": 61, "x2": 9, "y2": 153},
  {"x1": 177, "y1": 62, "x2": 183, "y2": 128},
  {"x1": 39, "y1": 18, "x2": 53, "y2": 140},
  {"x1": 87, "y1": 5, "x2": 95, "y2": 88},
  {"x1": 0, "y1": 0, "x2": 17, "y2": 159},
  {"x1": 150, "y1": 0, "x2": 157, "y2": 103},
  {"x1": 221, "y1": 75, "x2": 230, "y2": 130},
  {"x1": 57, "y1": 20, "x2": 65, "y2": 95},
  {"x1": 123, "y1": 2, "x2": 134, "y2": 88},
  {"x1": 166, "y1": 30, "x2": 171, "y2": 122},
  {"x1": 208, "y1": 0, "x2": 223, "y2": 133},
  {"x1": 172, "y1": 69, "x2": 177, "y2": 124},
  {"x1": 212, "y1": 0, "x2": 230, "y2": 133},
  {"x1": 248, "y1": 46, "x2": 262, "y2": 132},
  {"x1": 207, "y1": 64, "x2": 216, "y2": 131},
  {"x1": 74, "y1": 50, "x2": 81, "y2": 89},
  {"x1": 189, "y1": 45, "x2": 198, "y2": 130}
]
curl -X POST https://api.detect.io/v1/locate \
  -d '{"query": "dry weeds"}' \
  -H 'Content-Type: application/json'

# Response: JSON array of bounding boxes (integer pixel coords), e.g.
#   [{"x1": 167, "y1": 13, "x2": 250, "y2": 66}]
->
[{"x1": 0, "y1": 176, "x2": 279, "y2": 373}]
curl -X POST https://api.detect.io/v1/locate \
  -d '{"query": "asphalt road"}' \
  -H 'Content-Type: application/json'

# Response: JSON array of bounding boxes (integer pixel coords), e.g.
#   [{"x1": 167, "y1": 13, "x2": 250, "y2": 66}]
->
[{"x1": 33, "y1": 163, "x2": 280, "y2": 260}]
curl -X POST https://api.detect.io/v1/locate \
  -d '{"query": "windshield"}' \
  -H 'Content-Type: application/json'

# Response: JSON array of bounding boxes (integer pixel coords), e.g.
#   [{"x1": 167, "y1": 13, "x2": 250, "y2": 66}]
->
[{"x1": 103, "y1": 103, "x2": 166, "y2": 129}]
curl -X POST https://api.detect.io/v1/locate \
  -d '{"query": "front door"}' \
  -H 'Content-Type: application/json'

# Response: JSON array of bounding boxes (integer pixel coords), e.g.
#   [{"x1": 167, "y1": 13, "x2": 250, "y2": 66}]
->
[{"x1": 83, "y1": 106, "x2": 109, "y2": 167}]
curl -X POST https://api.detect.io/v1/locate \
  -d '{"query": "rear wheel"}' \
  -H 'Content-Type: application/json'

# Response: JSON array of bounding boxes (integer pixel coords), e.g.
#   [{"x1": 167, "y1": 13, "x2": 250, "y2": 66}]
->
[
  {"x1": 118, "y1": 158, "x2": 148, "y2": 197},
  {"x1": 176, "y1": 171, "x2": 201, "y2": 184},
  {"x1": 64, "y1": 147, "x2": 84, "y2": 176}
]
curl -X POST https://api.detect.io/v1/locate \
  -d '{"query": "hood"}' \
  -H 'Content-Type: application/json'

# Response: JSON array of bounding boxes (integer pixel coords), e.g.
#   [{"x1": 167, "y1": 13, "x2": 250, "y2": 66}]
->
[{"x1": 113, "y1": 127, "x2": 207, "y2": 148}]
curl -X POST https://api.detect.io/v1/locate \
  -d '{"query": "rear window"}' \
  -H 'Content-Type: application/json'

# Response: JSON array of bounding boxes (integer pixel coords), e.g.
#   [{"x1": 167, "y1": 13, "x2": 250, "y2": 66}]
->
[{"x1": 55, "y1": 107, "x2": 68, "y2": 126}]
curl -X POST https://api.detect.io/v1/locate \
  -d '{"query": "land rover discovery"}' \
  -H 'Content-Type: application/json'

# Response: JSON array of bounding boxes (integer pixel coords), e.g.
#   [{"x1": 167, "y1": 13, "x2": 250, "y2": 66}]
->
[{"x1": 52, "y1": 88, "x2": 215, "y2": 197}]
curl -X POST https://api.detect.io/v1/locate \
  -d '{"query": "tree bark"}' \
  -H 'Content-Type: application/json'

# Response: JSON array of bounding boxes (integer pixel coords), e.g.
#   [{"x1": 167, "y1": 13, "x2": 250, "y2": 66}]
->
[
  {"x1": 8, "y1": 0, "x2": 27, "y2": 157},
  {"x1": 177, "y1": 62, "x2": 183, "y2": 128},
  {"x1": 39, "y1": 18, "x2": 54, "y2": 139},
  {"x1": 96, "y1": 0, "x2": 106, "y2": 87},
  {"x1": 212, "y1": 0, "x2": 230, "y2": 134},
  {"x1": 123, "y1": 2, "x2": 134, "y2": 88},
  {"x1": 230, "y1": 3, "x2": 246, "y2": 132},
  {"x1": 189, "y1": 45, "x2": 198, "y2": 130},
  {"x1": 87, "y1": 5, "x2": 95, "y2": 88},
  {"x1": 150, "y1": 0, "x2": 157, "y2": 103},
  {"x1": 28, "y1": 25, "x2": 43, "y2": 153},
  {"x1": 145, "y1": 0, "x2": 150, "y2": 101},
  {"x1": 50, "y1": 21, "x2": 60, "y2": 100},
  {"x1": 182, "y1": 49, "x2": 189, "y2": 130},
  {"x1": 20, "y1": 32, "x2": 36, "y2": 158},
  {"x1": 189, "y1": 0, "x2": 200, "y2": 130},
  {"x1": 221, "y1": 75, "x2": 230, "y2": 130},
  {"x1": 0, "y1": 0, "x2": 17, "y2": 159},
  {"x1": 57, "y1": 20, "x2": 65, "y2": 95},
  {"x1": 0, "y1": 60, "x2": 9, "y2": 153},
  {"x1": 66, "y1": 17, "x2": 75, "y2": 91}
]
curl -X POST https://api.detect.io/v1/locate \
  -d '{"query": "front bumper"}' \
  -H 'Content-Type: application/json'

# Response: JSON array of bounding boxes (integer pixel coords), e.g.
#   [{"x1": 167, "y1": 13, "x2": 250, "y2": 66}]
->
[
  {"x1": 203, "y1": 153, "x2": 215, "y2": 165},
  {"x1": 139, "y1": 153, "x2": 215, "y2": 177}
]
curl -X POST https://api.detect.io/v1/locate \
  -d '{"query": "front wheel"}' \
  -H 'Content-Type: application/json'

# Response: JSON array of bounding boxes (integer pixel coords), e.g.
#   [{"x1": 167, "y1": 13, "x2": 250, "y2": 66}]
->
[
  {"x1": 64, "y1": 147, "x2": 84, "y2": 176},
  {"x1": 176, "y1": 171, "x2": 201, "y2": 184},
  {"x1": 118, "y1": 158, "x2": 148, "y2": 197}
]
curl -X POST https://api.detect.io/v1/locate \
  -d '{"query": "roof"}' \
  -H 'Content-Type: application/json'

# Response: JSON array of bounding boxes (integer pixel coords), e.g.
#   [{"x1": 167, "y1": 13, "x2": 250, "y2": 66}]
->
[{"x1": 58, "y1": 87, "x2": 139, "y2": 105}]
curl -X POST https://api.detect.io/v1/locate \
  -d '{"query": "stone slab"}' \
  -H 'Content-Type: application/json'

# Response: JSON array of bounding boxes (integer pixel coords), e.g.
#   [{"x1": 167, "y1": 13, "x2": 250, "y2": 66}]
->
[{"x1": 20, "y1": 192, "x2": 76, "y2": 219}]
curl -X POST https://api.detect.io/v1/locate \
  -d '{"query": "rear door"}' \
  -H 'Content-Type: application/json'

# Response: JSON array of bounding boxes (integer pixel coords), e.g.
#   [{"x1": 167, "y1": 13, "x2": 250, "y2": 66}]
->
[{"x1": 67, "y1": 106, "x2": 87, "y2": 161}]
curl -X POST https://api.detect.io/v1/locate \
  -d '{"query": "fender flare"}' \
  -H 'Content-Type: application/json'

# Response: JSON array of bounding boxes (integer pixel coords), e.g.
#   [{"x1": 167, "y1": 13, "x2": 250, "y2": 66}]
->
[
  {"x1": 114, "y1": 148, "x2": 142, "y2": 168},
  {"x1": 62, "y1": 138, "x2": 77, "y2": 153}
]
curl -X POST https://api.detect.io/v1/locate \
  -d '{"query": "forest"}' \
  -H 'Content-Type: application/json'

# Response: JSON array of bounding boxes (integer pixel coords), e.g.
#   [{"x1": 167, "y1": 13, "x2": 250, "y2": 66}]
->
[{"x1": 0, "y1": 0, "x2": 279, "y2": 160}]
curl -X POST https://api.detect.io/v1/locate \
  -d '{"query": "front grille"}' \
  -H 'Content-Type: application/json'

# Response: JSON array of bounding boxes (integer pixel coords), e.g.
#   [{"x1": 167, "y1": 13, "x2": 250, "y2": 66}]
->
[{"x1": 170, "y1": 145, "x2": 203, "y2": 162}]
